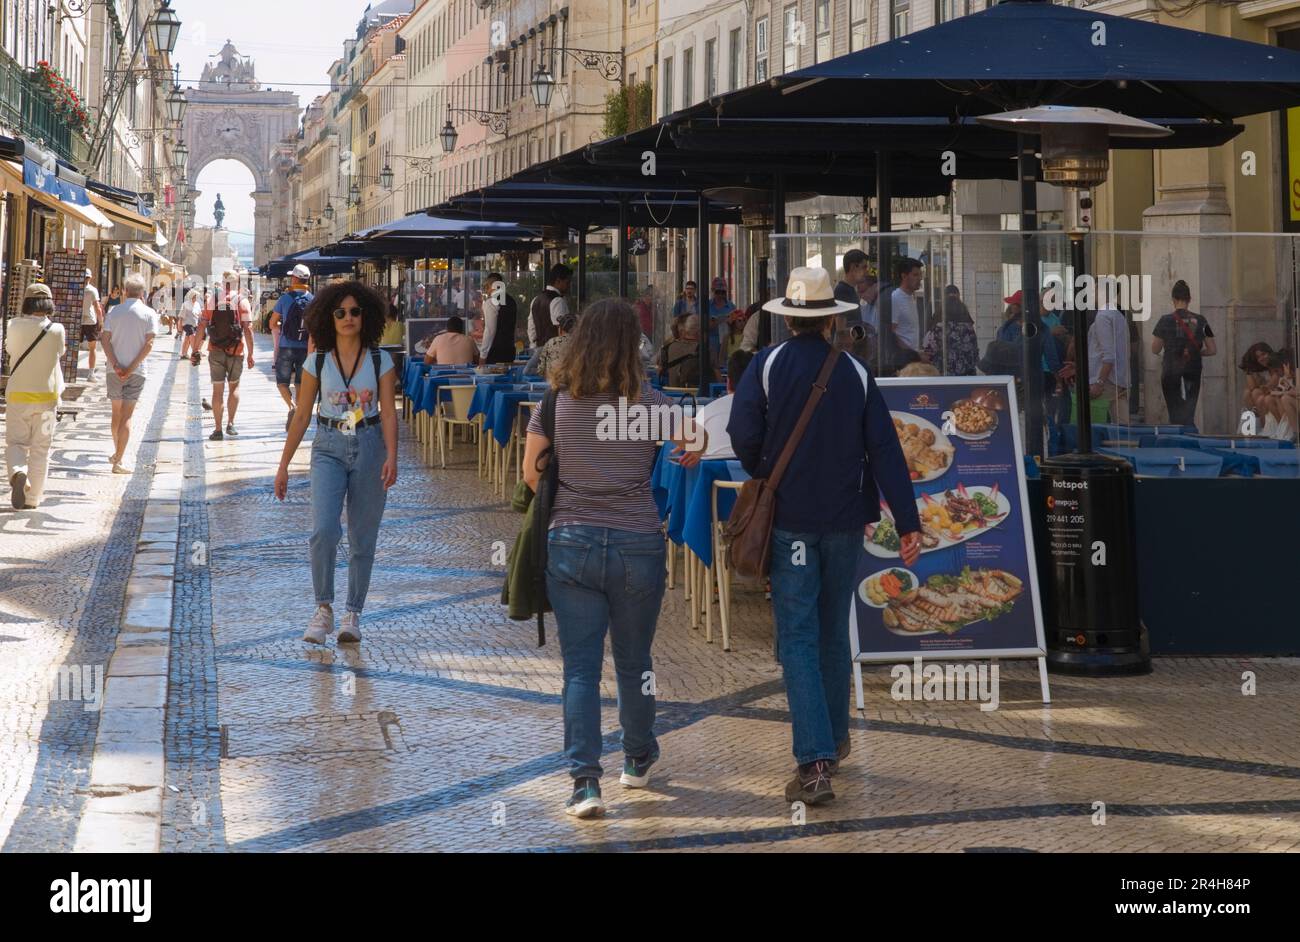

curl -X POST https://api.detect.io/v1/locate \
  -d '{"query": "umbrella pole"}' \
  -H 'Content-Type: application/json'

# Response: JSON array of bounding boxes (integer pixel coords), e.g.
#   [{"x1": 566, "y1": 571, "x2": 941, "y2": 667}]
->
[
  {"x1": 767, "y1": 172, "x2": 786, "y2": 351},
  {"x1": 697, "y1": 191, "x2": 710, "y2": 397},
  {"x1": 618, "y1": 198, "x2": 629, "y2": 300},
  {"x1": 876, "y1": 149, "x2": 893, "y2": 376}
]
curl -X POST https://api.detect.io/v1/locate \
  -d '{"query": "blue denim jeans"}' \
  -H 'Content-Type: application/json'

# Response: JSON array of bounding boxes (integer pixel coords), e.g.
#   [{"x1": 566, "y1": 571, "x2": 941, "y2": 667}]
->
[
  {"x1": 546, "y1": 525, "x2": 667, "y2": 780},
  {"x1": 310, "y1": 424, "x2": 388, "y2": 613},
  {"x1": 769, "y1": 528, "x2": 859, "y2": 766}
]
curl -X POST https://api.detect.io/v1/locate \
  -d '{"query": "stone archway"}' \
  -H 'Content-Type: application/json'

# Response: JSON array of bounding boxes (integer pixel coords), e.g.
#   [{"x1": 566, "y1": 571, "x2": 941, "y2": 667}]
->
[{"x1": 182, "y1": 41, "x2": 299, "y2": 268}]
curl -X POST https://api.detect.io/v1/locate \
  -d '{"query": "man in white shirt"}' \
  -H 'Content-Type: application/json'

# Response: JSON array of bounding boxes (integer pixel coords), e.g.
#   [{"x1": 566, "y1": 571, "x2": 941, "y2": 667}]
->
[
  {"x1": 693, "y1": 349, "x2": 754, "y2": 459},
  {"x1": 81, "y1": 269, "x2": 102, "y2": 376},
  {"x1": 101, "y1": 272, "x2": 157, "y2": 474},
  {"x1": 888, "y1": 258, "x2": 924, "y2": 353},
  {"x1": 1086, "y1": 307, "x2": 1130, "y2": 422},
  {"x1": 5, "y1": 283, "x2": 66, "y2": 509}
]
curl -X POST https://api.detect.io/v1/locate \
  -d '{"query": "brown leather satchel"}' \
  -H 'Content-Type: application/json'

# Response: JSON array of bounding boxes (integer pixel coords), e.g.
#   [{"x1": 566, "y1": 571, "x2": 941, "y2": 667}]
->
[{"x1": 722, "y1": 347, "x2": 841, "y2": 579}]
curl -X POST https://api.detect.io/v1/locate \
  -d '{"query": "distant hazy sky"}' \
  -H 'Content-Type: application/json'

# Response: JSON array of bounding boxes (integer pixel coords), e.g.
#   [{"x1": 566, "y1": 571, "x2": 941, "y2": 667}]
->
[{"x1": 175, "y1": 0, "x2": 371, "y2": 239}]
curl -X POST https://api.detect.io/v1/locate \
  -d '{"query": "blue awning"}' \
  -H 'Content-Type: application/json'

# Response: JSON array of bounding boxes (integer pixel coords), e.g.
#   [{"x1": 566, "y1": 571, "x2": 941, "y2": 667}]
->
[
  {"x1": 693, "y1": 0, "x2": 1300, "y2": 122},
  {"x1": 350, "y1": 212, "x2": 538, "y2": 241}
]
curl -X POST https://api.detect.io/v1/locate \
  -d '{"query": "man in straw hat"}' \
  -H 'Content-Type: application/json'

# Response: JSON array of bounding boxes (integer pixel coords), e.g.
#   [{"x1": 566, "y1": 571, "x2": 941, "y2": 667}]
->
[
  {"x1": 728, "y1": 266, "x2": 922, "y2": 806},
  {"x1": 5, "y1": 283, "x2": 66, "y2": 509}
]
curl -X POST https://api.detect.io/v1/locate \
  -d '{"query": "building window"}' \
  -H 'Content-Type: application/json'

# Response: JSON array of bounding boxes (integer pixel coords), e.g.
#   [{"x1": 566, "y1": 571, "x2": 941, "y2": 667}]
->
[
  {"x1": 728, "y1": 27, "x2": 741, "y2": 90},
  {"x1": 814, "y1": 0, "x2": 830, "y2": 63},
  {"x1": 704, "y1": 38, "x2": 717, "y2": 98},
  {"x1": 936, "y1": 0, "x2": 967, "y2": 22},
  {"x1": 782, "y1": 6, "x2": 798, "y2": 74},
  {"x1": 892, "y1": 0, "x2": 911, "y2": 39},
  {"x1": 683, "y1": 46, "x2": 694, "y2": 105},
  {"x1": 662, "y1": 55, "x2": 673, "y2": 114},
  {"x1": 755, "y1": 17, "x2": 768, "y2": 83}
]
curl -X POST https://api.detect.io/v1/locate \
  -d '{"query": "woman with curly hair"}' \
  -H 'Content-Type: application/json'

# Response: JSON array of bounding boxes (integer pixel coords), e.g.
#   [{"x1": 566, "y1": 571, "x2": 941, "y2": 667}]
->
[
  {"x1": 521, "y1": 299, "x2": 701, "y2": 819},
  {"x1": 274, "y1": 280, "x2": 399, "y2": 645}
]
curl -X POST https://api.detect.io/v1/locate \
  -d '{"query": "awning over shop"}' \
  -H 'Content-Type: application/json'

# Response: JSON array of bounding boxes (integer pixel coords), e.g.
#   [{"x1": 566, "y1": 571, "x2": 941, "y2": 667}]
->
[
  {"x1": 131, "y1": 244, "x2": 177, "y2": 272},
  {"x1": 264, "y1": 248, "x2": 362, "y2": 277},
  {"x1": 0, "y1": 159, "x2": 114, "y2": 231},
  {"x1": 87, "y1": 190, "x2": 159, "y2": 243}
]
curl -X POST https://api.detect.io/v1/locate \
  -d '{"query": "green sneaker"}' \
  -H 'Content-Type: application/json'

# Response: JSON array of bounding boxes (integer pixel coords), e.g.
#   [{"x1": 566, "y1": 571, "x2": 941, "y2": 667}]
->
[
  {"x1": 564, "y1": 777, "x2": 605, "y2": 819},
  {"x1": 620, "y1": 751, "x2": 657, "y2": 789}
]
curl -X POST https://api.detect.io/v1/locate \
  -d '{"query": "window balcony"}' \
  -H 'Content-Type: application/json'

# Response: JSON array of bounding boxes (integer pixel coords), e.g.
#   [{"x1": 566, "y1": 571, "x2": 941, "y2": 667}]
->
[{"x1": 0, "y1": 55, "x2": 92, "y2": 168}]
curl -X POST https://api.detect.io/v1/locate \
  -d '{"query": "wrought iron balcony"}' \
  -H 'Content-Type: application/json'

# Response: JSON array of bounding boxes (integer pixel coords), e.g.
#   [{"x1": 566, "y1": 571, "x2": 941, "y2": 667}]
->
[{"x1": 0, "y1": 55, "x2": 92, "y2": 168}]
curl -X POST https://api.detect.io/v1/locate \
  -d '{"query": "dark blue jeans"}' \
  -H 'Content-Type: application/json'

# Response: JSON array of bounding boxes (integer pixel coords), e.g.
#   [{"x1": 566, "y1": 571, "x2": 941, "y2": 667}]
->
[
  {"x1": 769, "y1": 528, "x2": 859, "y2": 766},
  {"x1": 546, "y1": 525, "x2": 667, "y2": 780}
]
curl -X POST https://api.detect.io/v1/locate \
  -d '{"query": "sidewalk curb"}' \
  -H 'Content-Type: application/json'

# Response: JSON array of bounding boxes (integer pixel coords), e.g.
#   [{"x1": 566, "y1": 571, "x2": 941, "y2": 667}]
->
[{"x1": 72, "y1": 350, "x2": 186, "y2": 854}]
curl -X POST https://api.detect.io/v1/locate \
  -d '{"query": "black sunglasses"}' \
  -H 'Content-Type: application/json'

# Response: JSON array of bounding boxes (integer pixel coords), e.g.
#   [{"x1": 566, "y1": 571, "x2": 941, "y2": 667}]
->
[{"x1": 333, "y1": 306, "x2": 363, "y2": 320}]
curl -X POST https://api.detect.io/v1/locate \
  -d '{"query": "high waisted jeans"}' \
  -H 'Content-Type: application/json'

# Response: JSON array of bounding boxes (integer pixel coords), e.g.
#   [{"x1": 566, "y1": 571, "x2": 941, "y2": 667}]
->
[
  {"x1": 546, "y1": 525, "x2": 667, "y2": 780},
  {"x1": 310, "y1": 423, "x2": 387, "y2": 613}
]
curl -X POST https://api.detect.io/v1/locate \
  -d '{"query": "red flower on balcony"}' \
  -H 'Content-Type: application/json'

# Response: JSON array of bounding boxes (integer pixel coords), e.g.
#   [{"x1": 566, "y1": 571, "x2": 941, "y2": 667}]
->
[{"x1": 33, "y1": 61, "x2": 90, "y2": 136}]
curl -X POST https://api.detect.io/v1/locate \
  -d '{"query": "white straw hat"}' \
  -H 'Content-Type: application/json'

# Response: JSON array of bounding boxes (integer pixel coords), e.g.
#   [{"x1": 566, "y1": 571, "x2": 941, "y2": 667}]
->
[{"x1": 762, "y1": 266, "x2": 860, "y2": 318}]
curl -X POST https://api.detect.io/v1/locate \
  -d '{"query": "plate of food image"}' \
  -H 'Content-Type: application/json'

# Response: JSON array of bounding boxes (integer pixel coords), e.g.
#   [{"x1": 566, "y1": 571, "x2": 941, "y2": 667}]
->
[
  {"x1": 891, "y1": 411, "x2": 955, "y2": 483},
  {"x1": 881, "y1": 566, "x2": 1024, "y2": 636},
  {"x1": 946, "y1": 398, "x2": 999, "y2": 441},
  {"x1": 866, "y1": 484, "x2": 1011, "y2": 559},
  {"x1": 859, "y1": 567, "x2": 919, "y2": 609}
]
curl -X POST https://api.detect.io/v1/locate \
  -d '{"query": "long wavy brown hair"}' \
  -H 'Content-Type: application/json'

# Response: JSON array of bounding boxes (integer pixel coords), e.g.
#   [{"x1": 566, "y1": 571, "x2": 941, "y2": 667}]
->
[{"x1": 551, "y1": 298, "x2": 645, "y2": 398}]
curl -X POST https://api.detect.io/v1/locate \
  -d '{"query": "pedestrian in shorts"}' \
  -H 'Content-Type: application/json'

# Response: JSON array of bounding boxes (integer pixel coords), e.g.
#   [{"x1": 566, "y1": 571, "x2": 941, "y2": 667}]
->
[
  {"x1": 100, "y1": 273, "x2": 158, "y2": 474},
  {"x1": 196, "y1": 271, "x2": 254, "y2": 440}
]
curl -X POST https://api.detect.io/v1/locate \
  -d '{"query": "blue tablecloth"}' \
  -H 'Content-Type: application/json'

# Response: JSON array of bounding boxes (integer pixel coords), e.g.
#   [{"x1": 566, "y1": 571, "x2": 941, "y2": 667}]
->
[
  {"x1": 651, "y1": 443, "x2": 750, "y2": 566},
  {"x1": 468, "y1": 381, "x2": 513, "y2": 421},
  {"x1": 488, "y1": 390, "x2": 542, "y2": 447},
  {"x1": 1255, "y1": 450, "x2": 1300, "y2": 478},
  {"x1": 1099, "y1": 446, "x2": 1223, "y2": 478},
  {"x1": 1091, "y1": 422, "x2": 1194, "y2": 449},
  {"x1": 1138, "y1": 433, "x2": 1292, "y2": 451}
]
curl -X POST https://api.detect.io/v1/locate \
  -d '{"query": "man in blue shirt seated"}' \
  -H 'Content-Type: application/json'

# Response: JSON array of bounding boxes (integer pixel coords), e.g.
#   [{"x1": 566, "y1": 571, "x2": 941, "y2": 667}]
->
[{"x1": 728, "y1": 266, "x2": 922, "y2": 807}]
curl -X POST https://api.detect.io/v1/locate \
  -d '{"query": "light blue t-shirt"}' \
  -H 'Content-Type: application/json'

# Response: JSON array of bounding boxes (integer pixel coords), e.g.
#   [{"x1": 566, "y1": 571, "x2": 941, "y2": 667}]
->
[{"x1": 304, "y1": 347, "x2": 394, "y2": 420}]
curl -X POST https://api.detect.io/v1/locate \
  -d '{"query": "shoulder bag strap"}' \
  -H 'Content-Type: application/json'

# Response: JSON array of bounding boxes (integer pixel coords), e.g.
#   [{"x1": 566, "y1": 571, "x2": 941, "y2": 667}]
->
[
  {"x1": 10, "y1": 323, "x2": 53, "y2": 378},
  {"x1": 314, "y1": 351, "x2": 326, "y2": 408},
  {"x1": 765, "y1": 347, "x2": 840, "y2": 490}
]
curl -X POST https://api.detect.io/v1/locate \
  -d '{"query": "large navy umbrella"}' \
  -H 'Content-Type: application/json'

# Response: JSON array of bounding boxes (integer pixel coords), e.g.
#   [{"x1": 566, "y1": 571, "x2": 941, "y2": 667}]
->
[
  {"x1": 352, "y1": 212, "x2": 539, "y2": 241},
  {"x1": 698, "y1": 0, "x2": 1300, "y2": 122}
]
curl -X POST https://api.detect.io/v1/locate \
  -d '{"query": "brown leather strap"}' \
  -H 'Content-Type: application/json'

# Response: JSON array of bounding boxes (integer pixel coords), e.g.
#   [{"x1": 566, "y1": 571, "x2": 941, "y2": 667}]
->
[{"x1": 766, "y1": 346, "x2": 840, "y2": 490}]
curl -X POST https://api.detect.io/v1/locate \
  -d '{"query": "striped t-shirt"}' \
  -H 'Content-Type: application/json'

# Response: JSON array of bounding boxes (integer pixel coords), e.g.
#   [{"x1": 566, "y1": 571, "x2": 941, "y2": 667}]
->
[{"x1": 526, "y1": 385, "x2": 674, "y2": 533}]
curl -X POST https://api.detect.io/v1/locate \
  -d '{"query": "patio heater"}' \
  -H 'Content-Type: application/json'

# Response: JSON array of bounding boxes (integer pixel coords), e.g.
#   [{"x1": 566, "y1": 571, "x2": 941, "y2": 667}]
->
[{"x1": 978, "y1": 106, "x2": 1169, "y2": 676}]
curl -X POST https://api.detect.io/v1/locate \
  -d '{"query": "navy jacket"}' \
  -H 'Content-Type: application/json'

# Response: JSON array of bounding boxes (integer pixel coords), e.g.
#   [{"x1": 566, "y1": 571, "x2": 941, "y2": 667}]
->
[{"x1": 727, "y1": 332, "x2": 922, "y2": 536}]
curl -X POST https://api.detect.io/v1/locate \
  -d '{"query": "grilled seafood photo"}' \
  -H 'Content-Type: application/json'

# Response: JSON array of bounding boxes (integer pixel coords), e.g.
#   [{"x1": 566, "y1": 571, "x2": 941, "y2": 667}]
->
[
  {"x1": 880, "y1": 567, "x2": 1024, "y2": 636},
  {"x1": 868, "y1": 484, "x2": 1011, "y2": 556}
]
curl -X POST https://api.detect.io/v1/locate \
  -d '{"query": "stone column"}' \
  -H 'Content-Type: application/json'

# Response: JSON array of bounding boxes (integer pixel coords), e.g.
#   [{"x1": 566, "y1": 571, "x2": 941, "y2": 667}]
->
[{"x1": 252, "y1": 191, "x2": 274, "y2": 268}]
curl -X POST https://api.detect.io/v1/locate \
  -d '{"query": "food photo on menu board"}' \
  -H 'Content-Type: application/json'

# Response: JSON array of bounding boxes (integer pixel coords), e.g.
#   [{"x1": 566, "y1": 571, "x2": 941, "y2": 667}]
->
[{"x1": 850, "y1": 378, "x2": 1045, "y2": 660}]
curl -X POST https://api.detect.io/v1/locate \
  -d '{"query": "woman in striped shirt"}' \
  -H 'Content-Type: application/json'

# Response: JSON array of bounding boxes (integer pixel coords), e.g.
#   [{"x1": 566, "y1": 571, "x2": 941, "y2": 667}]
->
[{"x1": 523, "y1": 299, "x2": 700, "y2": 819}]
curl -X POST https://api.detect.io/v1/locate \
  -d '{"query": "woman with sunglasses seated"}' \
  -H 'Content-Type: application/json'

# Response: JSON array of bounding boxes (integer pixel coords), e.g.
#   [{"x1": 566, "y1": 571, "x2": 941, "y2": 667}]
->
[{"x1": 274, "y1": 281, "x2": 399, "y2": 646}]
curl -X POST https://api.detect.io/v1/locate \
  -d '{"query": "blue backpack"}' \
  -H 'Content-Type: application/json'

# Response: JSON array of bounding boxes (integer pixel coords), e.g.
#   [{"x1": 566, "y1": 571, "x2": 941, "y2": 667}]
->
[{"x1": 281, "y1": 291, "x2": 312, "y2": 344}]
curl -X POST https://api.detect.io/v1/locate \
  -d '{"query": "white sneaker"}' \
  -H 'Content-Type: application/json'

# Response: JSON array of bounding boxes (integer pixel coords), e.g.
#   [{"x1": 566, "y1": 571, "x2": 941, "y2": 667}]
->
[
  {"x1": 337, "y1": 610, "x2": 361, "y2": 643},
  {"x1": 303, "y1": 604, "x2": 334, "y2": 644}
]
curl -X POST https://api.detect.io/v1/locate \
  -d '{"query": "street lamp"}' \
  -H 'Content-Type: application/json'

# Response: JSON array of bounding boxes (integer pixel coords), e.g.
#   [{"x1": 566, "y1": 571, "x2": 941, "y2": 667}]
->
[
  {"x1": 173, "y1": 141, "x2": 188, "y2": 171},
  {"x1": 150, "y1": 2, "x2": 182, "y2": 56},
  {"x1": 531, "y1": 62, "x2": 556, "y2": 108},
  {"x1": 380, "y1": 162, "x2": 394, "y2": 190},
  {"x1": 323, "y1": 201, "x2": 335, "y2": 221},
  {"x1": 167, "y1": 84, "x2": 186, "y2": 124},
  {"x1": 348, "y1": 180, "x2": 360, "y2": 205},
  {"x1": 440, "y1": 118, "x2": 459, "y2": 154}
]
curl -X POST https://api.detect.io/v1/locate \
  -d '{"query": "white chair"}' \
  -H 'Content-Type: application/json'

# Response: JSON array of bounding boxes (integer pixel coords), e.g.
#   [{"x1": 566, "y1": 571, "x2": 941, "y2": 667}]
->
[
  {"x1": 436, "y1": 384, "x2": 479, "y2": 469},
  {"x1": 710, "y1": 480, "x2": 745, "y2": 651}
]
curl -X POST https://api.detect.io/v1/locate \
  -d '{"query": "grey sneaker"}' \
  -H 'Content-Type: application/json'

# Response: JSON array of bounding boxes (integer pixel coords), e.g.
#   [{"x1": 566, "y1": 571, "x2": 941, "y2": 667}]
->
[
  {"x1": 784, "y1": 759, "x2": 835, "y2": 805},
  {"x1": 303, "y1": 604, "x2": 334, "y2": 644},
  {"x1": 225, "y1": 424, "x2": 238, "y2": 437},
  {"x1": 337, "y1": 610, "x2": 361, "y2": 643}
]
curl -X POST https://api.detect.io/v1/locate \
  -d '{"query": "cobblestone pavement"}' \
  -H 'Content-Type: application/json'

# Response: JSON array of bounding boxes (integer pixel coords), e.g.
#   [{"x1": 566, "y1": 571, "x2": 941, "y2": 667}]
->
[{"x1": 3, "y1": 333, "x2": 1299, "y2": 852}]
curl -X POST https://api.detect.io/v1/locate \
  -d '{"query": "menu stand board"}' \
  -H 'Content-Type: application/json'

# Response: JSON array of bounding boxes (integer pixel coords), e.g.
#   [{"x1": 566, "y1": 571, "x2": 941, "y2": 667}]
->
[
  {"x1": 43, "y1": 249, "x2": 87, "y2": 386},
  {"x1": 850, "y1": 376, "x2": 1050, "y2": 707}
]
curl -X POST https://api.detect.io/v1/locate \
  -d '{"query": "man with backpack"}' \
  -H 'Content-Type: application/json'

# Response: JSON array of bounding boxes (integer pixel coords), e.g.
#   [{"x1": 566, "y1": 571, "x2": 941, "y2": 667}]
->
[
  {"x1": 197, "y1": 271, "x2": 254, "y2": 441},
  {"x1": 271, "y1": 263, "x2": 314, "y2": 430},
  {"x1": 5, "y1": 283, "x2": 66, "y2": 509}
]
